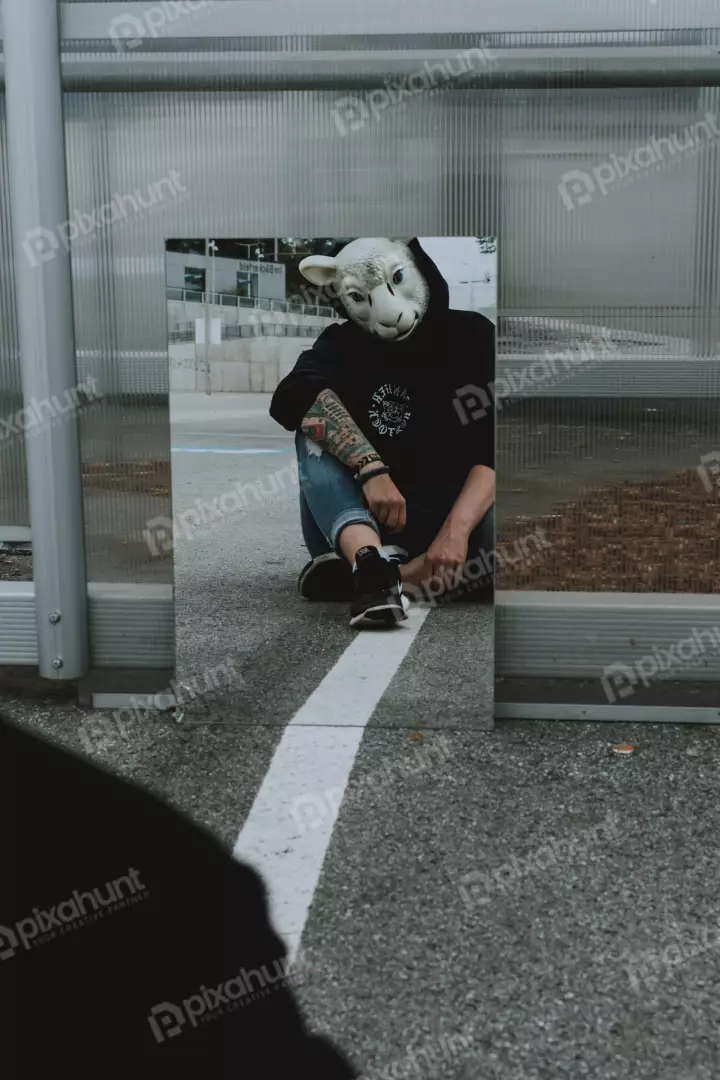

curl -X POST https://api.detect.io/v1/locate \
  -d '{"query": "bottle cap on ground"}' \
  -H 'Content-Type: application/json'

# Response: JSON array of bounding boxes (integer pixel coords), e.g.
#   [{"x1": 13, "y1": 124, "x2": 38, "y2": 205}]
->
[{"x1": 611, "y1": 744, "x2": 635, "y2": 758}]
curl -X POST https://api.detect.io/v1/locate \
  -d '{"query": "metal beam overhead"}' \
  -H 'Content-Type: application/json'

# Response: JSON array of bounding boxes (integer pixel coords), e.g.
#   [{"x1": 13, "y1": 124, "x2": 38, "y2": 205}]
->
[{"x1": 56, "y1": 1, "x2": 720, "y2": 39}]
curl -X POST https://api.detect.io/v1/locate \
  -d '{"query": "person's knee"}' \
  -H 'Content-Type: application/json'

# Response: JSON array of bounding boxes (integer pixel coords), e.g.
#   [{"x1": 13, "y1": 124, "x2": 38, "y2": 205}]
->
[
  {"x1": 481, "y1": 503, "x2": 495, "y2": 530},
  {"x1": 297, "y1": 431, "x2": 324, "y2": 461},
  {"x1": 464, "y1": 504, "x2": 495, "y2": 587},
  {"x1": 470, "y1": 503, "x2": 495, "y2": 558},
  {"x1": 296, "y1": 434, "x2": 333, "y2": 497},
  {"x1": 296, "y1": 433, "x2": 350, "y2": 483},
  {"x1": 296, "y1": 431, "x2": 321, "y2": 474}
]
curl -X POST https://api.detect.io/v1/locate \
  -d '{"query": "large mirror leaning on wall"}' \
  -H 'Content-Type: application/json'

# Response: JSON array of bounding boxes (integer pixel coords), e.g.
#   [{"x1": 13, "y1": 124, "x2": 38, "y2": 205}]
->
[{"x1": 162, "y1": 236, "x2": 497, "y2": 729}]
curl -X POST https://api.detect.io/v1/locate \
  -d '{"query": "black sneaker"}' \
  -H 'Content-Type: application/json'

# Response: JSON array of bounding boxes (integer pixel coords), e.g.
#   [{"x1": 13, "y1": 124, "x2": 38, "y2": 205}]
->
[
  {"x1": 298, "y1": 553, "x2": 353, "y2": 601},
  {"x1": 349, "y1": 547, "x2": 408, "y2": 629}
]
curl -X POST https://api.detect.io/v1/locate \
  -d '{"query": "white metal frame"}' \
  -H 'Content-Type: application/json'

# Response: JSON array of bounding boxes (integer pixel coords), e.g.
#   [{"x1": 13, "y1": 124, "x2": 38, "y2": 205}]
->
[
  {"x1": 2, "y1": 584, "x2": 717, "y2": 721},
  {"x1": 0, "y1": 4, "x2": 717, "y2": 88}
]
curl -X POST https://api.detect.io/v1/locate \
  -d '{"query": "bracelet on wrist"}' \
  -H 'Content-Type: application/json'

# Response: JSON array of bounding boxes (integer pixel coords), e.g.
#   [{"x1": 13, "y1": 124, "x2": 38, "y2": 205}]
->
[
  {"x1": 357, "y1": 464, "x2": 391, "y2": 485},
  {"x1": 354, "y1": 454, "x2": 382, "y2": 472},
  {"x1": 353, "y1": 456, "x2": 381, "y2": 480}
]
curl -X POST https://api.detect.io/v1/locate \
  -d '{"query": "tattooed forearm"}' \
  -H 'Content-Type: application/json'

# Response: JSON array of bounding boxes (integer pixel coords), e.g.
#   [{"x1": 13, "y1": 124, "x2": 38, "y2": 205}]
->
[{"x1": 301, "y1": 389, "x2": 382, "y2": 471}]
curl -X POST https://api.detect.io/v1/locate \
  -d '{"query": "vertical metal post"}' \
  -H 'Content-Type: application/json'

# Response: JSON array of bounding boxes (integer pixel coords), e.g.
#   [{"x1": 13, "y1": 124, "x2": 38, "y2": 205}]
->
[
  {"x1": 3, "y1": 0, "x2": 89, "y2": 680},
  {"x1": 211, "y1": 241, "x2": 217, "y2": 351},
  {"x1": 204, "y1": 239, "x2": 212, "y2": 395},
  {"x1": 693, "y1": 88, "x2": 720, "y2": 358}
]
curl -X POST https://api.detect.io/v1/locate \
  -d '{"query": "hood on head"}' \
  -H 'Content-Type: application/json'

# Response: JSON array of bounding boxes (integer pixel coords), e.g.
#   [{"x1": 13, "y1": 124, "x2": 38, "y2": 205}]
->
[{"x1": 406, "y1": 238, "x2": 450, "y2": 325}]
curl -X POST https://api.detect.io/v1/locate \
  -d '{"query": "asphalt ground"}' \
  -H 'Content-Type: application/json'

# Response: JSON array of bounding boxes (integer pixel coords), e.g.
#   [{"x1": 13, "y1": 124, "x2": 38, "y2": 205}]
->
[
  {"x1": 2, "y1": 392, "x2": 719, "y2": 1079},
  {"x1": 168, "y1": 393, "x2": 494, "y2": 733},
  {"x1": 5, "y1": 700, "x2": 720, "y2": 1080}
]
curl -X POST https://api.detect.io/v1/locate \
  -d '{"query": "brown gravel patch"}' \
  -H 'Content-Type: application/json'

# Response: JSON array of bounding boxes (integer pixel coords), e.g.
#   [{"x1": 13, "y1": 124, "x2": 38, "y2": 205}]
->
[
  {"x1": 498, "y1": 469, "x2": 720, "y2": 593},
  {"x1": 81, "y1": 460, "x2": 170, "y2": 497},
  {"x1": 0, "y1": 552, "x2": 33, "y2": 582}
]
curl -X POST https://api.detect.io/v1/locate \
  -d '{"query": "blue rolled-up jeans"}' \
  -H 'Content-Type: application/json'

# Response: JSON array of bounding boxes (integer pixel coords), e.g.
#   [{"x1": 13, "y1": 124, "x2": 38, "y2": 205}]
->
[{"x1": 296, "y1": 432, "x2": 495, "y2": 573}]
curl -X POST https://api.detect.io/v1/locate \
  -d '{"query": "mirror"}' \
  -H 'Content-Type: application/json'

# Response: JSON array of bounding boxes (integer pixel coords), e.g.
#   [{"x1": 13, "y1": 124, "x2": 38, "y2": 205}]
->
[{"x1": 163, "y1": 236, "x2": 496, "y2": 730}]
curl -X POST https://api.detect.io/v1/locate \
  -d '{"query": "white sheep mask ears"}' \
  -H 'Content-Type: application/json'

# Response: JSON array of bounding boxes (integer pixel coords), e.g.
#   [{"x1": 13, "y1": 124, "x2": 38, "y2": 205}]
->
[{"x1": 299, "y1": 238, "x2": 430, "y2": 343}]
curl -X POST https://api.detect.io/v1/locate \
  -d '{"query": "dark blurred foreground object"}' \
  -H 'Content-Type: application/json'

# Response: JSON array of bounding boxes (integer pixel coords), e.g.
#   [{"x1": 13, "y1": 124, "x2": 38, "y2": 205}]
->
[{"x1": 0, "y1": 718, "x2": 356, "y2": 1079}]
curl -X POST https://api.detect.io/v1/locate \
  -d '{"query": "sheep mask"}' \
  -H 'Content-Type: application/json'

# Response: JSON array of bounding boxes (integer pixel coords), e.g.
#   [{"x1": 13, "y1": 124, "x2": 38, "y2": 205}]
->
[{"x1": 299, "y1": 238, "x2": 430, "y2": 343}]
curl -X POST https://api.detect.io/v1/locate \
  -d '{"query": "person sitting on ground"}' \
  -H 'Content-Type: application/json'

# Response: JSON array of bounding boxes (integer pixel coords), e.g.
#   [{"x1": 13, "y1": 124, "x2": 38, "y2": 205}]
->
[
  {"x1": 270, "y1": 237, "x2": 495, "y2": 628},
  {"x1": 0, "y1": 716, "x2": 356, "y2": 1079}
]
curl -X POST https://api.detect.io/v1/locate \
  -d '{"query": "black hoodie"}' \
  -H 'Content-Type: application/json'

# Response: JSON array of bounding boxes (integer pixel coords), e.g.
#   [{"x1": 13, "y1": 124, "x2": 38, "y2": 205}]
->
[
  {"x1": 0, "y1": 719, "x2": 356, "y2": 1079},
  {"x1": 269, "y1": 239, "x2": 495, "y2": 495}
]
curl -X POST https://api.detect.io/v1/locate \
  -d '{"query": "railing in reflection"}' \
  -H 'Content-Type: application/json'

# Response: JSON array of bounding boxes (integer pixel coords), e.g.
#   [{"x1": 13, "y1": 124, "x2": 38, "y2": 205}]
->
[
  {"x1": 166, "y1": 287, "x2": 338, "y2": 320},
  {"x1": 168, "y1": 323, "x2": 323, "y2": 343}
]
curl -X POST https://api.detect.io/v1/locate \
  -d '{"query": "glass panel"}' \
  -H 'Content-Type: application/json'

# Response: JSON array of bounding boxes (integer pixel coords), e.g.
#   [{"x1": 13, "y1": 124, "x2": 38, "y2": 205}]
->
[
  {"x1": 0, "y1": 93, "x2": 30, "y2": 554},
  {"x1": 184, "y1": 267, "x2": 206, "y2": 292},
  {"x1": 63, "y1": 94, "x2": 174, "y2": 589},
  {"x1": 496, "y1": 89, "x2": 720, "y2": 598},
  {"x1": 51, "y1": 81, "x2": 715, "y2": 701}
]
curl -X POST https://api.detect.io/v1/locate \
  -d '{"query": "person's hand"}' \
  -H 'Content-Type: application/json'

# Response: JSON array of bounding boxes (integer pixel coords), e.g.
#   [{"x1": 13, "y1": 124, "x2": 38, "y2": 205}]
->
[
  {"x1": 424, "y1": 526, "x2": 469, "y2": 588},
  {"x1": 361, "y1": 472, "x2": 407, "y2": 533}
]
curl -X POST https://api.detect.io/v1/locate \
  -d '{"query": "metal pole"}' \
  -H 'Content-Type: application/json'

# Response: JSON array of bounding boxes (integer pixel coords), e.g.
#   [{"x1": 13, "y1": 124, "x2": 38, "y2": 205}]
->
[
  {"x1": 693, "y1": 88, "x2": 720, "y2": 359},
  {"x1": 204, "y1": 239, "x2": 212, "y2": 396},
  {"x1": 3, "y1": 0, "x2": 89, "y2": 680},
  {"x1": 211, "y1": 242, "x2": 217, "y2": 358}
]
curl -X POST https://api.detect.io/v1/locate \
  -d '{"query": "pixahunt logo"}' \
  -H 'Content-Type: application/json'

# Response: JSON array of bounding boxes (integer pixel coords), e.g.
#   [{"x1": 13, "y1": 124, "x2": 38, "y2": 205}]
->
[
  {"x1": 621, "y1": 916, "x2": 720, "y2": 994},
  {"x1": 0, "y1": 377, "x2": 102, "y2": 445},
  {"x1": 458, "y1": 811, "x2": 620, "y2": 910},
  {"x1": 331, "y1": 43, "x2": 496, "y2": 136},
  {"x1": 109, "y1": 1, "x2": 228, "y2": 54},
  {"x1": 143, "y1": 461, "x2": 299, "y2": 556},
  {"x1": 22, "y1": 172, "x2": 187, "y2": 268},
  {"x1": 0, "y1": 868, "x2": 147, "y2": 961},
  {"x1": 558, "y1": 111, "x2": 720, "y2": 210},
  {"x1": 148, "y1": 954, "x2": 297, "y2": 1043},
  {"x1": 601, "y1": 626, "x2": 720, "y2": 703}
]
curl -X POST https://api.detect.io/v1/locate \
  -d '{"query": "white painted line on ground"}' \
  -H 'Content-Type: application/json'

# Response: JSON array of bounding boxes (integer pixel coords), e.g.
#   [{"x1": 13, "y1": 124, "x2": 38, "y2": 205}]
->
[
  {"x1": 173, "y1": 431, "x2": 293, "y2": 440},
  {"x1": 233, "y1": 606, "x2": 430, "y2": 962},
  {"x1": 287, "y1": 608, "x2": 430, "y2": 728},
  {"x1": 171, "y1": 447, "x2": 288, "y2": 455}
]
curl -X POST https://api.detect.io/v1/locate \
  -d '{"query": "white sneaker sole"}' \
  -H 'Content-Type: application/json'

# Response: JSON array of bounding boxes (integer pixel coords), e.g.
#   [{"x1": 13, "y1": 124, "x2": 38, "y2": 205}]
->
[{"x1": 349, "y1": 601, "x2": 408, "y2": 629}]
